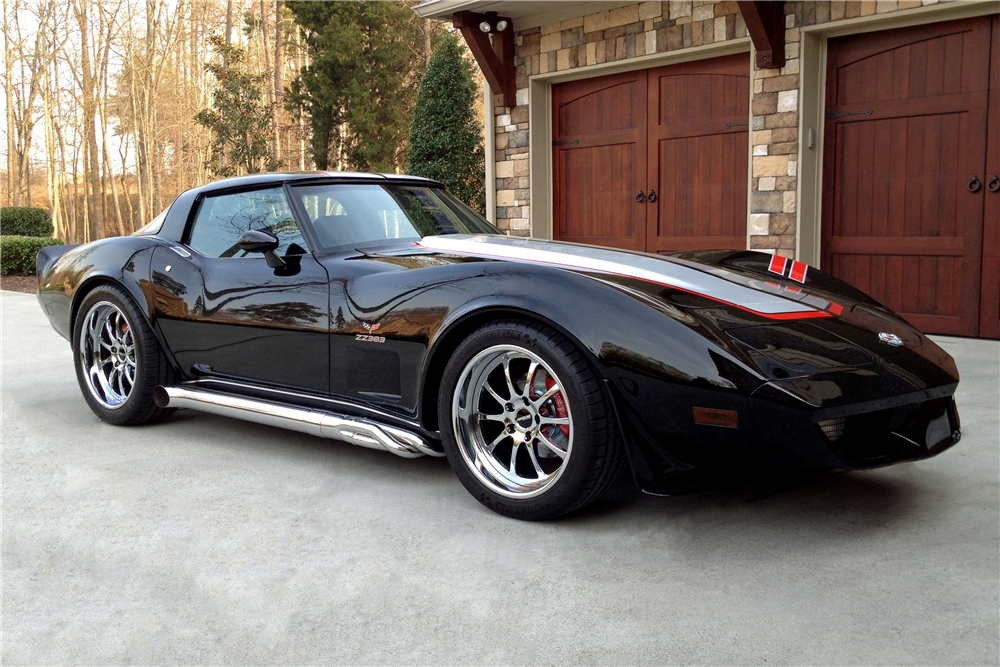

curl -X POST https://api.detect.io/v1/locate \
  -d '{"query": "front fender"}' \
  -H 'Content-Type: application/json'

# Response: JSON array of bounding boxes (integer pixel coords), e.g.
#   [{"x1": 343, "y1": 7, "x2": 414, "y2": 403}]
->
[{"x1": 408, "y1": 263, "x2": 768, "y2": 480}]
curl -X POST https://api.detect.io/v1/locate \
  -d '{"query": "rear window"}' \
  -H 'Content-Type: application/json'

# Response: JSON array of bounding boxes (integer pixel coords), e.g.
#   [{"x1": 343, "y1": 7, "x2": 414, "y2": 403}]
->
[
  {"x1": 132, "y1": 207, "x2": 169, "y2": 236},
  {"x1": 290, "y1": 183, "x2": 498, "y2": 250}
]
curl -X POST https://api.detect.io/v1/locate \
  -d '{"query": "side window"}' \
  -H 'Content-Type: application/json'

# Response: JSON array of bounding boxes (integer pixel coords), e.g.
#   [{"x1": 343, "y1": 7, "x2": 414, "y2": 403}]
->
[
  {"x1": 187, "y1": 188, "x2": 308, "y2": 258},
  {"x1": 295, "y1": 184, "x2": 421, "y2": 248}
]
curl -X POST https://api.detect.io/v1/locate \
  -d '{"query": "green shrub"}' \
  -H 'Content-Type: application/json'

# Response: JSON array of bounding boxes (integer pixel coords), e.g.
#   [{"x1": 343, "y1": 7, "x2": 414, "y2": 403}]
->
[
  {"x1": 1, "y1": 235, "x2": 65, "y2": 275},
  {"x1": 407, "y1": 34, "x2": 486, "y2": 213},
  {"x1": 0, "y1": 207, "x2": 54, "y2": 237}
]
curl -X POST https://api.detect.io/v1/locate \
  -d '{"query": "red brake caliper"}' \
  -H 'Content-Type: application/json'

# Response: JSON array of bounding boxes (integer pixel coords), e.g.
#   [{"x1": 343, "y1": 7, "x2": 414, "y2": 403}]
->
[{"x1": 544, "y1": 376, "x2": 569, "y2": 437}]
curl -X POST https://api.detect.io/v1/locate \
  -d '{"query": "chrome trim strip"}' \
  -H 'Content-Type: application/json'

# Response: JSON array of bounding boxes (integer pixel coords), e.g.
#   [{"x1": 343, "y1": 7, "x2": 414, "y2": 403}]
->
[
  {"x1": 418, "y1": 235, "x2": 820, "y2": 315},
  {"x1": 154, "y1": 385, "x2": 444, "y2": 458},
  {"x1": 185, "y1": 377, "x2": 425, "y2": 431},
  {"x1": 166, "y1": 243, "x2": 192, "y2": 258}
]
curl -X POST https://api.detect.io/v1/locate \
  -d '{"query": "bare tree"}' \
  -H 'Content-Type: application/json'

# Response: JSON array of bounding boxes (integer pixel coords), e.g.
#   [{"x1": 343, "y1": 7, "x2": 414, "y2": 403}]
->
[
  {"x1": 273, "y1": 0, "x2": 282, "y2": 163},
  {"x1": 73, "y1": 0, "x2": 104, "y2": 238},
  {"x1": 4, "y1": 0, "x2": 58, "y2": 207},
  {"x1": 3, "y1": 0, "x2": 408, "y2": 243},
  {"x1": 3, "y1": 0, "x2": 18, "y2": 205}
]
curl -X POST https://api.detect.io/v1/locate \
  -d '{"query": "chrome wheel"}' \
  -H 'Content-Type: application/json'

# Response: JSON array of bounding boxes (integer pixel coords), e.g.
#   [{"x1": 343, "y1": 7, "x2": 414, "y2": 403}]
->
[
  {"x1": 453, "y1": 345, "x2": 573, "y2": 499},
  {"x1": 78, "y1": 301, "x2": 136, "y2": 410}
]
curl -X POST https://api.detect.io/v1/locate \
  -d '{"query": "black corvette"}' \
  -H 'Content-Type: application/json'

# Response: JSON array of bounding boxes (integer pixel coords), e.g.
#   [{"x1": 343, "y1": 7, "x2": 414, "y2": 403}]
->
[{"x1": 36, "y1": 172, "x2": 961, "y2": 519}]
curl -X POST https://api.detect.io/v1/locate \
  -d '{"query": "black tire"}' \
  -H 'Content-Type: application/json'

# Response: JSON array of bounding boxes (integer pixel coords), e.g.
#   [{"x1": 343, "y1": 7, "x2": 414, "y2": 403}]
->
[
  {"x1": 438, "y1": 318, "x2": 625, "y2": 520},
  {"x1": 72, "y1": 283, "x2": 177, "y2": 426}
]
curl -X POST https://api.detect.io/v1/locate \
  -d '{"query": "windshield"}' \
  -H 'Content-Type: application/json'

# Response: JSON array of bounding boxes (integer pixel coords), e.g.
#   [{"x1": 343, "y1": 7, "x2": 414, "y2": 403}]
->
[{"x1": 290, "y1": 183, "x2": 499, "y2": 250}]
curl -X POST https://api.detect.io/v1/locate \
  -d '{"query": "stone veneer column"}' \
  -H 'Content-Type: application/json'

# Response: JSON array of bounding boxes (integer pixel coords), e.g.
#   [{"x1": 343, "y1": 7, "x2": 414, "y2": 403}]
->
[{"x1": 748, "y1": 0, "x2": 933, "y2": 257}]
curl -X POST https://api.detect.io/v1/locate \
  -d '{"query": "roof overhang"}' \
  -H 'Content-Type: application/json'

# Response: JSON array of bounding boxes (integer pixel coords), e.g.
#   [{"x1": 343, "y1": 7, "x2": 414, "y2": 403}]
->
[
  {"x1": 414, "y1": 1, "x2": 636, "y2": 31},
  {"x1": 416, "y1": 0, "x2": 787, "y2": 99}
]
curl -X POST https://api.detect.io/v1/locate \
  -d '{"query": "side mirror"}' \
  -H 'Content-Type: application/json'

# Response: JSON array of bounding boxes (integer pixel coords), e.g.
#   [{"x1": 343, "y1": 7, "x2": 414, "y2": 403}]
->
[{"x1": 238, "y1": 230, "x2": 285, "y2": 269}]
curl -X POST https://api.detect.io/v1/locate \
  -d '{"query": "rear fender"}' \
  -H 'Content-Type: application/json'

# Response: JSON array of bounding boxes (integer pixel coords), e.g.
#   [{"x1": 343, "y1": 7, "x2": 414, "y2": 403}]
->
[
  {"x1": 38, "y1": 238, "x2": 180, "y2": 375},
  {"x1": 36, "y1": 243, "x2": 81, "y2": 277}
]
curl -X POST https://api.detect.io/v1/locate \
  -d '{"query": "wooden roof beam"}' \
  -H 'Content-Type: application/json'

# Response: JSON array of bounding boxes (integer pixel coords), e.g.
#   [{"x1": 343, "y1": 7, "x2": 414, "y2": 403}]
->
[
  {"x1": 453, "y1": 10, "x2": 516, "y2": 105},
  {"x1": 737, "y1": 1, "x2": 786, "y2": 70}
]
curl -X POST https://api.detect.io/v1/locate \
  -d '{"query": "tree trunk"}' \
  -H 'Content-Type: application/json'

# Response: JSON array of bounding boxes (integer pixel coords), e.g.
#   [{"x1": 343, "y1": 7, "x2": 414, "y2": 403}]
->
[
  {"x1": 96, "y1": 1, "x2": 114, "y2": 232},
  {"x1": 274, "y1": 0, "x2": 283, "y2": 164},
  {"x1": 129, "y1": 64, "x2": 147, "y2": 226},
  {"x1": 119, "y1": 133, "x2": 135, "y2": 232},
  {"x1": 100, "y1": 36, "x2": 126, "y2": 237},
  {"x1": 3, "y1": 0, "x2": 19, "y2": 206},
  {"x1": 52, "y1": 38, "x2": 75, "y2": 241},
  {"x1": 75, "y1": 0, "x2": 103, "y2": 239},
  {"x1": 42, "y1": 32, "x2": 60, "y2": 238},
  {"x1": 260, "y1": 0, "x2": 277, "y2": 163},
  {"x1": 220, "y1": 0, "x2": 233, "y2": 168},
  {"x1": 297, "y1": 31, "x2": 306, "y2": 170},
  {"x1": 424, "y1": 18, "x2": 431, "y2": 66},
  {"x1": 139, "y1": 0, "x2": 155, "y2": 220}
]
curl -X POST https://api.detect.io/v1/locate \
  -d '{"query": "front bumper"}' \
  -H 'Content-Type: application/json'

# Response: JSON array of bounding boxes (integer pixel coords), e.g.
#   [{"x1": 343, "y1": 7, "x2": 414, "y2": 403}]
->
[{"x1": 750, "y1": 382, "x2": 960, "y2": 469}]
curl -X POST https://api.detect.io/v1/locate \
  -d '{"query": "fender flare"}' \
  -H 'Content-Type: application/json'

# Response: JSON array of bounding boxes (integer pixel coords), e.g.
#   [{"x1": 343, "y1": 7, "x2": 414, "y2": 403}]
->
[
  {"x1": 68, "y1": 247, "x2": 182, "y2": 376},
  {"x1": 415, "y1": 297, "x2": 605, "y2": 432}
]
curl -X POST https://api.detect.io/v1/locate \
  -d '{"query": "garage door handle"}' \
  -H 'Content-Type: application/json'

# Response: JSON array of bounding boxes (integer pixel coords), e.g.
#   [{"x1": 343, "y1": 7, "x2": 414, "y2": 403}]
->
[
  {"x1": 968, "y1": 176, "x2": 981, "y2": 193},
  {"x1": 635, "y1": 190, "x2": 645, "y2": 202},
  {"x1": 988, "y1": 176, "x2": 1000, "y2": 193},
  {"x1": 647, "y1": 189, "x2": 657, "y2": 202}
]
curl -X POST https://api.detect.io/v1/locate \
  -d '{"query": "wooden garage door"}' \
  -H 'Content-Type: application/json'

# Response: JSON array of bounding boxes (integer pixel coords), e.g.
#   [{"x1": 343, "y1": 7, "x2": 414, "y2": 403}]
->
[
  {"x1": 646, "y1": 55, "x2": 750, "y2": 252},
  {"x1": 982, "y1": 17, "x2": 1000, "y2": 339},
  {"x1": 552, "y1": 70, "x2": 648, "y2": 251},
  {"x1": 823, "y1": 17, "x2": 998, "y2": 337},
  {"x1": 553, "y1": 54, "x2": 750, "y2": 253}
]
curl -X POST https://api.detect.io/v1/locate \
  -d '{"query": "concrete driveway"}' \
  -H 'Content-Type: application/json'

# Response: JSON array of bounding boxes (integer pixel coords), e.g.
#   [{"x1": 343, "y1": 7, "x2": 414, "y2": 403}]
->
[{"x1": 3, "y1": 289, "x2": 998, "y2": 665}]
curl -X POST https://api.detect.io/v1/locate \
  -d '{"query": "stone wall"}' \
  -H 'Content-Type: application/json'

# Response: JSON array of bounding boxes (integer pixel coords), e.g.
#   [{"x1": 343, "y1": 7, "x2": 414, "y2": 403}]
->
[{"x1": 491, "y1": 0, "x2": 944, "y2": 256}]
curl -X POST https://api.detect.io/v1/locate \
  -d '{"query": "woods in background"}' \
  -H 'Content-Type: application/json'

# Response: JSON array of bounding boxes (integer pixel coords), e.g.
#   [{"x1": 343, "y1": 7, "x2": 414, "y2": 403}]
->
[
  {"x1": 2, "y1": 0, "x2": 468, "y2": 244},
  {"x1": 286, "y1": 1, "x2": 435, "y2": 173}
]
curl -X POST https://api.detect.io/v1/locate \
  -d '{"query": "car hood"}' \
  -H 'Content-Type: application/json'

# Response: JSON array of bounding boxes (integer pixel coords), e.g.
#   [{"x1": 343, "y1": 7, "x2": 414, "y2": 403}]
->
[
  {"x1": 416, "y1": 235, "x2": 959, "y2": 393},
  {"x1": 418, "y1": 234, "x2": 833, "y2": 320}
]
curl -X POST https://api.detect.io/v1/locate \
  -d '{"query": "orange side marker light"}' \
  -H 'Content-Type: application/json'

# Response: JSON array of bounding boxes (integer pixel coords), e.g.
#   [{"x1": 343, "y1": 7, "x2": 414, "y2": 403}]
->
[{"x1": 693, "y1": 407, "x2": 740, "y2": 428}]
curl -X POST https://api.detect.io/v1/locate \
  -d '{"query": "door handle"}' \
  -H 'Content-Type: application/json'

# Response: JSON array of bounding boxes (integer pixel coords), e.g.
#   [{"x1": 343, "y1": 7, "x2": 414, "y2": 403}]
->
[
  {"x1": 635, "y1": 190, "x2": 645, "y2": 202},
  {"x1": 968, "y1": 176, "x2": 981, "y2": 192},
  {"x1": 647, "y1": 189, "x2": 657, "y2": 202},
  {"x1": 988, "y1": 176, "x2": 1000, "y2": 193}
]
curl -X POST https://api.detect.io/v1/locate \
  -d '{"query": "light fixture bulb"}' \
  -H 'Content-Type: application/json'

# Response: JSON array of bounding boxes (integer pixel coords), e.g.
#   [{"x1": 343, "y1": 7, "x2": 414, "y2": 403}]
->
[
  {"x1": 479, "y1": 21, "x2": 491, "y2": 32},
  {"x1": 495, "y1": 19, "x2": 508, "y2": 31}
]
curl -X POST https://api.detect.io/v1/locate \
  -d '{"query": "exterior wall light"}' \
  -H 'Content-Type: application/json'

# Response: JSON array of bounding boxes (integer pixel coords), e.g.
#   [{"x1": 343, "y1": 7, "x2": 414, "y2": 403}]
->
[
  {"x1": 479, "y1": 20, "x2": 491, "y2": 32},
  {"x1": 495, "y1": 19, "x2": 508, "y2": 31}
]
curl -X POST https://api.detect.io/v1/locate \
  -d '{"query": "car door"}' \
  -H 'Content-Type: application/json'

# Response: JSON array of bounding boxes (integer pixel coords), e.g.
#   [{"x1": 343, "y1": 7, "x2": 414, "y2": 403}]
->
[
  {"x1": 286, "y1": 181, "x2": 493, "y2": 415},
  {"x1": 150, "y1": 185, "x2": 330, "y2": 392}
]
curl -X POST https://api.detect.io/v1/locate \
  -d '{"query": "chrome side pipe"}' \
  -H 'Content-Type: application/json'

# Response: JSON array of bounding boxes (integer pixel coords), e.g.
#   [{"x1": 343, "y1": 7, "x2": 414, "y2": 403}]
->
[{"x1": 153, "y1": 385, "x2": 444, "y2": 458}]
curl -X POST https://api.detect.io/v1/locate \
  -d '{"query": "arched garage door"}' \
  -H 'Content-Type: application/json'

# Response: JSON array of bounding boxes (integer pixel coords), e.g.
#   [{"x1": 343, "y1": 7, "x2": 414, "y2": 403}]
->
[
  {"x1": 552, "y1": 53, "x2": 751, "y2": 254},
  {"x1": 822, "y1": 16, "x2": 1000, "y2": 338}
]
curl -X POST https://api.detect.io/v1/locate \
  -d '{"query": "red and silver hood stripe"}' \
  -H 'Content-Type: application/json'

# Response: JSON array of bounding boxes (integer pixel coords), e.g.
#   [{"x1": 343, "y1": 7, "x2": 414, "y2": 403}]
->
[{"x1": 418, "y1": 235, "x2": 835, "y2": 320}]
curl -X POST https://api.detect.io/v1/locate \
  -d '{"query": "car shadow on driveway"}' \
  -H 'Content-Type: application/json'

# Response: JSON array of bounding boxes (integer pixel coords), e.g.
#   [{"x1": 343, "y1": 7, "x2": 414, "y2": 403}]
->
[
  {"x1": 162, "y1": 407, "x2": 937, "y2": 543},
  {"x1": 565, "y1": 460, "x2": 937, "y2": 543}
]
